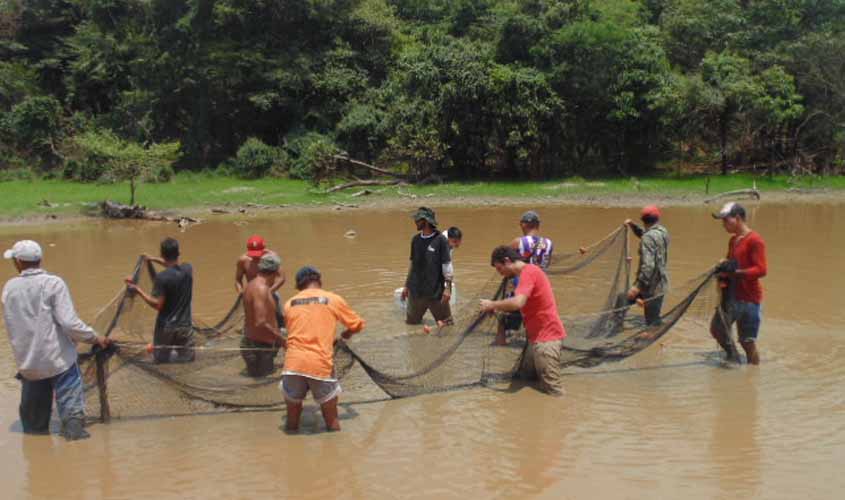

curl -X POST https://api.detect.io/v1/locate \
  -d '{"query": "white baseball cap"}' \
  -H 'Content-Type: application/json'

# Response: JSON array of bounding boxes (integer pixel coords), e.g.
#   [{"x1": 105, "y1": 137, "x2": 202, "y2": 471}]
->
[{"x1": 3, "y1": 240, "x2": 43, "y2": 262}]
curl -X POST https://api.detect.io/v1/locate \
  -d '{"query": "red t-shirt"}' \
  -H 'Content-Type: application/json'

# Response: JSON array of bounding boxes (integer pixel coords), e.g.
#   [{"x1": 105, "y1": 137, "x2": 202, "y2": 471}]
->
[
  {"x1": 514, "y1": 264, "x2": 567, "y2": 343},
  {"x1": 728, "y1": 231, "x2": 767, "y2": 304}
]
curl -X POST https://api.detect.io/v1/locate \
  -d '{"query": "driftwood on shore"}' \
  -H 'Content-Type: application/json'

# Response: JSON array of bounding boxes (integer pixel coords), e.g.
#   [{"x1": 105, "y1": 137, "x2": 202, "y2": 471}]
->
[
  {"x1": 704, "y1": 188, "x2": 762, "y2": 204},
  {"x1": 332, "y1": 155, "x2": 408, "y2": 180},
  {"x1": 325, "y1": 179, "x2": 405, "y2": 193},
  {"x1": 100, "y1": 200, "x2": 199, "y2": 225}
]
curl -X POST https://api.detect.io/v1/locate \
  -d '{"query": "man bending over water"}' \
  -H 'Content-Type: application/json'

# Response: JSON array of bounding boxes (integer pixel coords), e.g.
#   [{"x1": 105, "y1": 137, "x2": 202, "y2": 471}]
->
[
  {"x1": 481, "y1": 246, "x2": 565, "y2": 396},
  {"x1": 282, "y1": 266, "x2": 365, "y2": 432},
  {"x1": 127, "y1": 237, "x2": 195, "y2": 363},
  {"x1": 242, "y1": 252, "x2": 286, "y2": 377},
  {"x1": 710, "y1": 203, "x2": 767, "y2": 364}
]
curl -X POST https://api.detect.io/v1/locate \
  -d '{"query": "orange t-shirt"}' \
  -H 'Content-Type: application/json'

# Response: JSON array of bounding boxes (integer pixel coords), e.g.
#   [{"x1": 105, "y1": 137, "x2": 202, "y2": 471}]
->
[{"x1": 282, "y1": 288, "x2": 365, "y2": 380}]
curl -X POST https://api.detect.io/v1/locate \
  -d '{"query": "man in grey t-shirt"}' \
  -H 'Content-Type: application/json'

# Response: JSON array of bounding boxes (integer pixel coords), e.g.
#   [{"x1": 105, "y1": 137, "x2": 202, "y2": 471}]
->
[{"x1": 2, "y1": 240, "x2": 109, "y2": 440}]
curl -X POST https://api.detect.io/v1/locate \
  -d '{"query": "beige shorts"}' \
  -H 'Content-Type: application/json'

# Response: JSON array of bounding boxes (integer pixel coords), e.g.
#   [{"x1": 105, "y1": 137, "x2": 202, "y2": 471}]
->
[{"x1": 519, "y1": 340, "x2": 564, "y2": 396}]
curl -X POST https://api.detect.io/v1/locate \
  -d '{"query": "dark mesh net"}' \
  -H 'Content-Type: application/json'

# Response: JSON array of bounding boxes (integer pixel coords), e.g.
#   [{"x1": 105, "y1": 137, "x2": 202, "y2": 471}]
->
[{"x1": 79, "y1": 226, "x2": 724, "y2": 420}]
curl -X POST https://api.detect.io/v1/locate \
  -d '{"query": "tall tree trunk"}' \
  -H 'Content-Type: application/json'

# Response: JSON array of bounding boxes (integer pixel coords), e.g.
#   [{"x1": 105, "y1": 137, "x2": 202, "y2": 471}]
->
[{"x1": 719, "y1": 117, "x2": 728, "y2": 175}]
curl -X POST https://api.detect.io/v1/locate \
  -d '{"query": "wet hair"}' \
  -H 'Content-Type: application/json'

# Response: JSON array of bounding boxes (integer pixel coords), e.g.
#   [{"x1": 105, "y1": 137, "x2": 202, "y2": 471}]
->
[
  {"x1": 447, "y1": 227, "x2": 462, "y2": 240},
  {"x1": 490, "y1": 245, "x2": 521, "y2": 266},
  {"x1": 295, "y1": 266, "x2": 322, "y2": 290},
  {"x1": 160, "y1": 237, "x2": 180, "y2": 261},
  {"x1": 641, "y1": 214, "x2": 659, "y2": 225}
]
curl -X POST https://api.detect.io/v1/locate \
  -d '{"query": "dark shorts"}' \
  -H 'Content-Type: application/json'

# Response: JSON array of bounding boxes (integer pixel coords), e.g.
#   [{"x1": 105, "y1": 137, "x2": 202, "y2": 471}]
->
[
  {"x1": 711, "y1": 301, "x2": 763, "y2": 343},
  {"x1": 405, "y1": 295, "x2": 453, "y2": 325},
  {"x1": 240, "y1": 336, "x2": 280, "y2": 377},
  {"x1": 153, "y1": 326, "x2": 195, "y2": 363}
]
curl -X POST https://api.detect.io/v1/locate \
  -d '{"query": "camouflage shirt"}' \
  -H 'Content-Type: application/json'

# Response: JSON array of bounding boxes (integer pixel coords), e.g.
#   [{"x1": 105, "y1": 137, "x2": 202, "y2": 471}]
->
[{"x1": 634, "y1": 223, "x2": 670, "y2": 295}]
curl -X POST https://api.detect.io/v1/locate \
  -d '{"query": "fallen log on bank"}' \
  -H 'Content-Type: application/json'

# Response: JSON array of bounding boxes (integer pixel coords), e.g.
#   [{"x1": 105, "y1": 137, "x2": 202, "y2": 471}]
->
[
  {"x1": 704, "y1": 188, "x2": 761, "y2": 204},
  {"x1": 332, "y1": 155, "x2": 408, "y2": 180},
  {"x1": 324, "y1": 179, "x2": 405, "y2": 193},
  {"x1": 100, "y1": 200, "x2": 200, "y2": 226}
]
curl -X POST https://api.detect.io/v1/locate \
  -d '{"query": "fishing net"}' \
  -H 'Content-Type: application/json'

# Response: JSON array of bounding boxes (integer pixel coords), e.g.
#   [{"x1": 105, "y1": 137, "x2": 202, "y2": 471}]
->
[{"x1": 78, "y1": 225, "x2": 725, "y2": 420}]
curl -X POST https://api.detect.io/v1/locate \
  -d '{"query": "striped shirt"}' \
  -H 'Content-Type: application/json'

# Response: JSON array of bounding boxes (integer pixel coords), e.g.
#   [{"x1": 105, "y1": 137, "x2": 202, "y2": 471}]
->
[{"x1": 518, "y1": 235, "x2": 554, "y2": 270}]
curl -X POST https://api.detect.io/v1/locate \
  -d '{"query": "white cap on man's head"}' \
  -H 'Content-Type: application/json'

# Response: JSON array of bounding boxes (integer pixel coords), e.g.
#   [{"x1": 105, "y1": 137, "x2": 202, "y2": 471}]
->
[{"x1": 3, "y1": 240, "x2": 43, "y2": 262}]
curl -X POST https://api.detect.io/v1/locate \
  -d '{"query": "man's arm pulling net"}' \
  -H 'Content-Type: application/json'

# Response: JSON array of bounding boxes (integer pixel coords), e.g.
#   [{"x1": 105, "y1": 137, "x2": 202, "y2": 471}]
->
[{"x1": 77, "y1": 226, "x2": 723, "y2": 419}]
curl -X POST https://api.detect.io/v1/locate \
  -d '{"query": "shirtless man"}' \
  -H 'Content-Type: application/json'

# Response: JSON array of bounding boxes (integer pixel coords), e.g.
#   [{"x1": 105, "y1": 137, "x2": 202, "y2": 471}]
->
[
  {"x1": 241, "y1": 252, "x2": 286, "y2": 377},
  {"x1": 236, "y1": 235, "x2": 285, "y2": 325},
  {"x1": 235, "y1": 235, "x2": 285, "y2": 294}
]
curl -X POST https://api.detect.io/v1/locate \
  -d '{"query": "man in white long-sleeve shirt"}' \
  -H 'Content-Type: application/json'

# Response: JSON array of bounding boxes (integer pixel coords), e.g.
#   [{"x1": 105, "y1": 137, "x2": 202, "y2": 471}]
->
[{"x1": 2, "y1": 240, "x2": 109, "y2": 440}]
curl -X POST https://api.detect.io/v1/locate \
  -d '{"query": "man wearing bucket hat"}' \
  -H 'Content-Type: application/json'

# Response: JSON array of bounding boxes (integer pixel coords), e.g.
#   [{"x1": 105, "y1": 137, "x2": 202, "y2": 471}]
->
[
  {"x1": 709, "y1": 202, "x2": 767, "y2": 364},
  {"x1": 241, "y1": 251, "x2": 286, "y2": 377},
  {"x1": 2, "y1": 240, "x2": 110, "y2": 440},
  {"x1": 623, "y1": 205, "x2": 670, "y2": 325},
  {"x1": 401, "y1": 207, "x2": 454, "y2": 326}
]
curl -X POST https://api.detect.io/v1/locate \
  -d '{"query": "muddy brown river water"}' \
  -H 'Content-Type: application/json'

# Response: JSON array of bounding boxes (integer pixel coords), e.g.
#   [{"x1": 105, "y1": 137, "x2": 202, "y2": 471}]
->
[{"x1": 1, "y1": 202, "x2": 844, "y2": 499}]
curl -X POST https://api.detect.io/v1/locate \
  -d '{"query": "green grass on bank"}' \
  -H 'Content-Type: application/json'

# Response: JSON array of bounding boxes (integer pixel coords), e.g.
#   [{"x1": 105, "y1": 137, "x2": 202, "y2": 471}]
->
[{"x1": 1, "y1": 172, "x2": 844, "y2": 218}]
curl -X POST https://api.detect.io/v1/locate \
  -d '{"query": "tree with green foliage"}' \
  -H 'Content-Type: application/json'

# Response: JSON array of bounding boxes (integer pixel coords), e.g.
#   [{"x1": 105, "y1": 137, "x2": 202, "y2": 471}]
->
[{"x1": 74, "y1": 130, "x2": 180, "y2": 205}]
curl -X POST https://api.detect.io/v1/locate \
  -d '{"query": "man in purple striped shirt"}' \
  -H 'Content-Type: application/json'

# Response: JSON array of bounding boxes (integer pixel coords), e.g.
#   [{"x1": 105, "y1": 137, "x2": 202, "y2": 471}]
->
[{"x1": 494, "y1": 211, "x2": 555, "y2": 345}]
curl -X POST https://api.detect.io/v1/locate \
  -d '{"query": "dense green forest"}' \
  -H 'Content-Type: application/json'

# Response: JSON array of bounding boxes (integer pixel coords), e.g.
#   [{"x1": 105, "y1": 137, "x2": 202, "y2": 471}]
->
[{"x1": 1, "y1": 0, "x2": 843, "y2": 184}]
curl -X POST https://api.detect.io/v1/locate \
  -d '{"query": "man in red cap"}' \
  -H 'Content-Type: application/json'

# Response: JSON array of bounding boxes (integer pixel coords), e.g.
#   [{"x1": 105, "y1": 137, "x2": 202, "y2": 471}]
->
[
  {"x1": 235, "y1": 235, "x2": 286, "y2": 295},
  {"x1": 235, "y1": 235, "x2": 286, "y2": 327},
  {"x1": 624, "y1": 205, "x2": 670, "y2": 326}
]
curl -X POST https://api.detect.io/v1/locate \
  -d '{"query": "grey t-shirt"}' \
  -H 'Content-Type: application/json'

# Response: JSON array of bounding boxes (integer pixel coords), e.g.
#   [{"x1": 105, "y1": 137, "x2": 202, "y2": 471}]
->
[{"x1": 152, "y1": 263, "x2": 193, "y2": 333}]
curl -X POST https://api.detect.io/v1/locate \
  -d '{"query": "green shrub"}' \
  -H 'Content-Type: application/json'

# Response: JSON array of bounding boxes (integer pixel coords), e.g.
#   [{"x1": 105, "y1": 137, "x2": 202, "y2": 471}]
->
[
  {"x1": 0, "y1": 168, "x2": 34, "y2": 182},
  {"x1": 231, "y1": 137, "x2": 286, "y2": 179},
  {"x1": 285, "y1": 132, "x2": 339, "y2": 181}
]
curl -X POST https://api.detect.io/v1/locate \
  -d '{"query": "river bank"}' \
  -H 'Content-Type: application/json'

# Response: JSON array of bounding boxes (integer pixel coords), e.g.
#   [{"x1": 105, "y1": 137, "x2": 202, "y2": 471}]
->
[{"x1": 1, "y1": 173, "x2": 843, "y2": 226}]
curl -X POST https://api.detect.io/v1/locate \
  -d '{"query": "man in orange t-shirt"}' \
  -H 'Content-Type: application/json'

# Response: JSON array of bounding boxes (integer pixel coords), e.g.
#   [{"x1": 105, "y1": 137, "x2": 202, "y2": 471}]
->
[{"x1": 281, "y1": 266, "x2": 365, "y2": 432}]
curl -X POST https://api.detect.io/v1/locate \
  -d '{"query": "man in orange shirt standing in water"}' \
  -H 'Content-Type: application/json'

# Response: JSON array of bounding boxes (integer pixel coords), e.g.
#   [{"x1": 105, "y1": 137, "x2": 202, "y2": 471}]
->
[
  {"x1": 480, "y1": 246, "x2": 566, "y2": 395},
  {"x1": 281, "y1": 266, "x2": 365, "y2": 432},
  {"x1": 710, "y1": 202, "x2": 768, "y2": 365}
]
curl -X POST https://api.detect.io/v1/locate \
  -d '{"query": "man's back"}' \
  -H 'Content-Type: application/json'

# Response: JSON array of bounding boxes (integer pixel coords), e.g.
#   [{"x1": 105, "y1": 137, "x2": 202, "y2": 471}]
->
[
  {"x1": 517, "y1": 235, "x2": 554, "y2": 270},
  {"x1": 636, "y1": 224, "x2": 670, "y2": 294},
  {"x1": 283, "y1": 288, "x2": 364, "y2": 379},
  {"x1": 243, "y1": 278, "x2": 278, "y2": 344},
  {"x1": 152, "y1": 264, "x2": 193, "y2": 330},
  {"x1": 2, "y1": 270, "x2": 91, "y2": 379},
  {"x1": 238, "y1": 254, "x2": 260, "y2": 283}
]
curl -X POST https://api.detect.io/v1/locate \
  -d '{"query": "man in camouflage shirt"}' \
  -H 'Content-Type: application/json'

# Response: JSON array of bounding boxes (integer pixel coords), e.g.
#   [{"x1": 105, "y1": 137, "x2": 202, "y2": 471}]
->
[{"x1": 624, "y1": 205, "x2": 670, "y2": 326}]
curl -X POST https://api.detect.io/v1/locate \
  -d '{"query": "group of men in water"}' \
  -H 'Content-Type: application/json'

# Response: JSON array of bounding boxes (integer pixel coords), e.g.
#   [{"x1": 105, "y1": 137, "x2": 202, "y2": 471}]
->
[{"x1": 1, "y1": 200, "x2": 766, "y2": 439}]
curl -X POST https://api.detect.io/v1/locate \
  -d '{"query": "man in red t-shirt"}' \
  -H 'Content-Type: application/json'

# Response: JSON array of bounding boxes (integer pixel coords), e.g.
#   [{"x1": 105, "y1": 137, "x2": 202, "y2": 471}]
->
[
  {"x1": 480, "y1": 246, "x2": 566, "y2": 395},
  {"x1": 710, "y1": 202, "x2": 767, "y2": 365}
]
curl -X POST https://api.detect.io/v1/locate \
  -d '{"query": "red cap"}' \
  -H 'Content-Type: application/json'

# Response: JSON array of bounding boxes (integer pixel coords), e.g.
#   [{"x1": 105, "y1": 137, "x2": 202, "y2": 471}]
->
[
  {"x1": 246, "y1": 235, "x2": 266, "y2": 258},
  {"x1": 641, "y1": 205, "x2": 661, "y2": 219}
]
